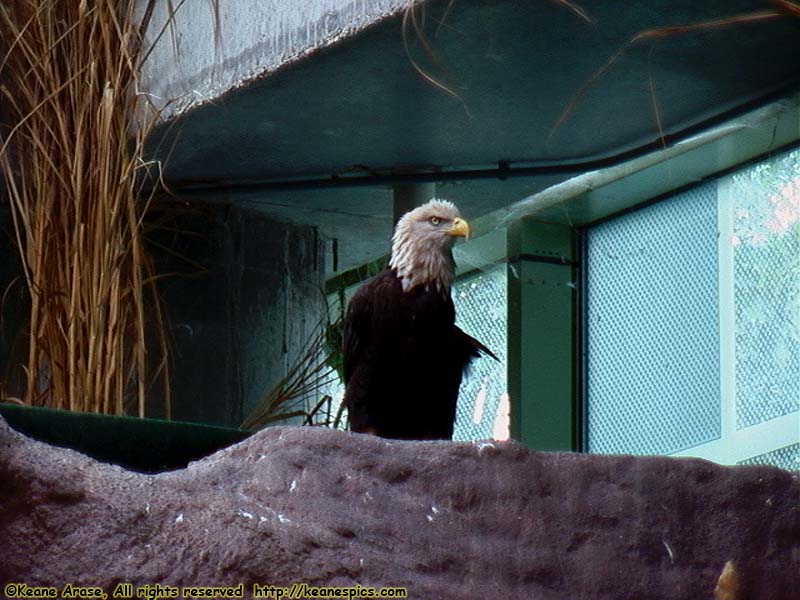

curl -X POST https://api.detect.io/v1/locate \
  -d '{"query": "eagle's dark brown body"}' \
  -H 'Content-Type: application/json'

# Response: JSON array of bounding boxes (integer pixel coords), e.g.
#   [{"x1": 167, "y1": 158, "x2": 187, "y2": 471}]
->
[{"x1": 342, "y1": 267, "x2": 490, "y2": 440}]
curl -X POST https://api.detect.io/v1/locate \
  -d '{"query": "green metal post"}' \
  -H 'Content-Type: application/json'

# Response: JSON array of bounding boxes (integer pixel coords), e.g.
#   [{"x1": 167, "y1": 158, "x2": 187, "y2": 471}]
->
[
  {"x1": 507, "y1": 219, "x2": 580, "y2": 451},
  {"x1": 393, "y1": 183, "x2": 436, "y2": 225}
]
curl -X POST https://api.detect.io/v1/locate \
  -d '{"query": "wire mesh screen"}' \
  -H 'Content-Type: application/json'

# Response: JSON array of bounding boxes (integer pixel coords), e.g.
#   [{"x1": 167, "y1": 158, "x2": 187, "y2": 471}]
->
[
  {"x1": 453, "y1": 265, "x2": 509, "y2": 441},
  {"x1": 586, "y1": 182, "x2": 721, "y2": 455},
  {"x1": 730, "y1": 149, "x2": 800, "y2": 429},
  {"x1": 739, "y1": 443, "x2": 800, "y2": 472}
]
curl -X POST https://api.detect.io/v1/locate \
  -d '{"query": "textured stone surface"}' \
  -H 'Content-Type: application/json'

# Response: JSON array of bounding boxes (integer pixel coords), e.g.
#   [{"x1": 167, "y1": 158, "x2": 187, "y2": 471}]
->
[
  {"x1": 1, "y1": 414, "x2": 798, "y2": 599},
  {"x1": 137, "y1": 0, "x2": 413, "y2": 121},
  {"x1": 148, "y1": 203, "x2": 325, "y2": 427}
]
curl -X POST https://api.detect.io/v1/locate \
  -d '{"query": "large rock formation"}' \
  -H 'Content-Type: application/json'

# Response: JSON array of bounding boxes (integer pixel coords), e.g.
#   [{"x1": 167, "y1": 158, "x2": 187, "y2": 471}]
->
[{"x1": 0, "y1": 414, "x2": 797, "y2": 599}]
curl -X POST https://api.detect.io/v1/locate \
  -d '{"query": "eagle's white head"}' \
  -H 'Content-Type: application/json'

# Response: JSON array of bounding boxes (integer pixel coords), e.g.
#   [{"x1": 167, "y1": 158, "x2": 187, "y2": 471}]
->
[{"x1": 389, "y1": 199, "x2": 470, "y2": 293}]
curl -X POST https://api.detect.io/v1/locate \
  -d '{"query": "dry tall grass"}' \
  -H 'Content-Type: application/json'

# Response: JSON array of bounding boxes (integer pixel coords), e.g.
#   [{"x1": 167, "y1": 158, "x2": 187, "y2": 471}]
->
[{"x1": 0, "y1": 1, "x2": 170, "y2": 416}]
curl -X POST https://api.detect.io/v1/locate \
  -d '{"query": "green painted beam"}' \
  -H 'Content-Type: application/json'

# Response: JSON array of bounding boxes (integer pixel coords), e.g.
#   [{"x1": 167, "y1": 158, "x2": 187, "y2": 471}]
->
[
  {"x1": 507, "y1": 219, "x2": 580, "y2": 451},
  {"x1": 476, "y1": 93, "x2": 800, "y2": 230}
]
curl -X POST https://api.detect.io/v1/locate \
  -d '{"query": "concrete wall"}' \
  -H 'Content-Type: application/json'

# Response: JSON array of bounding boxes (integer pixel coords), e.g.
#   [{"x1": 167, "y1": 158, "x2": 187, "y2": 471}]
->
[
  {"x1": 0, "y1": 204, "x2": 326, "y2": 428},
  {"x1": 137, "y1": 0, "x2": 412, "y2": 121},
  {"x1": 148, "y1": 203, "x2": 326, "y2": 427}
]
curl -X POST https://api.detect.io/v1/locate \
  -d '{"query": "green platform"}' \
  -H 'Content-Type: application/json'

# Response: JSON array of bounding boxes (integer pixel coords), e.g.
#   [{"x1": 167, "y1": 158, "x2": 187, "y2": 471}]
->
[{"x1": 0, "y1": 404, "x2": 252, "y2": 473}]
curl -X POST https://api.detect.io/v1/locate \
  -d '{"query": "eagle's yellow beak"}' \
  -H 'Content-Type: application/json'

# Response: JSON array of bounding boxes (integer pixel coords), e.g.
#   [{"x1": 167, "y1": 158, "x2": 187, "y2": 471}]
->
[{"x1": 448, "y1": 217, "x2": 470, "y2": 241}]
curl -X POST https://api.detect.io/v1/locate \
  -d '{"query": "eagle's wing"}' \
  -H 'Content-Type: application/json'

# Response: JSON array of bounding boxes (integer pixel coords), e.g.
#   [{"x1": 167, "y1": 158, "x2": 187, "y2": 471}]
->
[
  {"x1": 342, "y1": 283, "x2": 371, "y2": 385},
  {"x1": 342, "y1": 269, "x2": 404, "y2": 384}
]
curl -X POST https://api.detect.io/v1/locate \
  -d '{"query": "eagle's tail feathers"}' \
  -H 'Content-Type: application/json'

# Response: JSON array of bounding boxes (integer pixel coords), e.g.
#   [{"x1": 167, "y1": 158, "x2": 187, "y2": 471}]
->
[{"x1": 455, "y1": 326, "x2": 499, "y2": 361}]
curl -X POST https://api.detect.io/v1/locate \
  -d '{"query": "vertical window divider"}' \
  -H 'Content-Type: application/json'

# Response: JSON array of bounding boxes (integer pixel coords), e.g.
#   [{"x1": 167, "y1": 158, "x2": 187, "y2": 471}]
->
[{"x1": 717, "y1": 177, "x2": 738, "y2": 442}]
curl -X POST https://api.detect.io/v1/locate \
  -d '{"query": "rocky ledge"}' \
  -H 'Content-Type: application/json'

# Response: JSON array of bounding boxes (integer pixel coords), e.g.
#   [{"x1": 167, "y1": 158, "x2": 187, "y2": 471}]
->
[{"x1": 0, "y1": 415, "x2": 797, "y2": 599}]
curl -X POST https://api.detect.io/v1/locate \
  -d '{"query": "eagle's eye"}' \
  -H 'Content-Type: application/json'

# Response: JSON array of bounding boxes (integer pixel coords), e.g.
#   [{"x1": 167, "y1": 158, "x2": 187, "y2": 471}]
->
[{"x1": 430, "y1": 216, "x2": 442, "y2": 226}]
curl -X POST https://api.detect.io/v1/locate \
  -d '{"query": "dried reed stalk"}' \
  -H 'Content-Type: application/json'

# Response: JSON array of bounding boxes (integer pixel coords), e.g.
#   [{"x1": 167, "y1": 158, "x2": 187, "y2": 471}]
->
[
  {"x1": 0, "y1": 1, "x2": 170, "y2": 417},
  {"x1": 549, "y1": 5, "x2": 796, "y2": 141}
]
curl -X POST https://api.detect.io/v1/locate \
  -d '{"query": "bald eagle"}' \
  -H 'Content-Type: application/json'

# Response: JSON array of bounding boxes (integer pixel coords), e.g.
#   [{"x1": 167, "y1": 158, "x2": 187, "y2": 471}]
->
[{"x1": 342, "y1": 199, "x2": 496, "y2": 440}]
